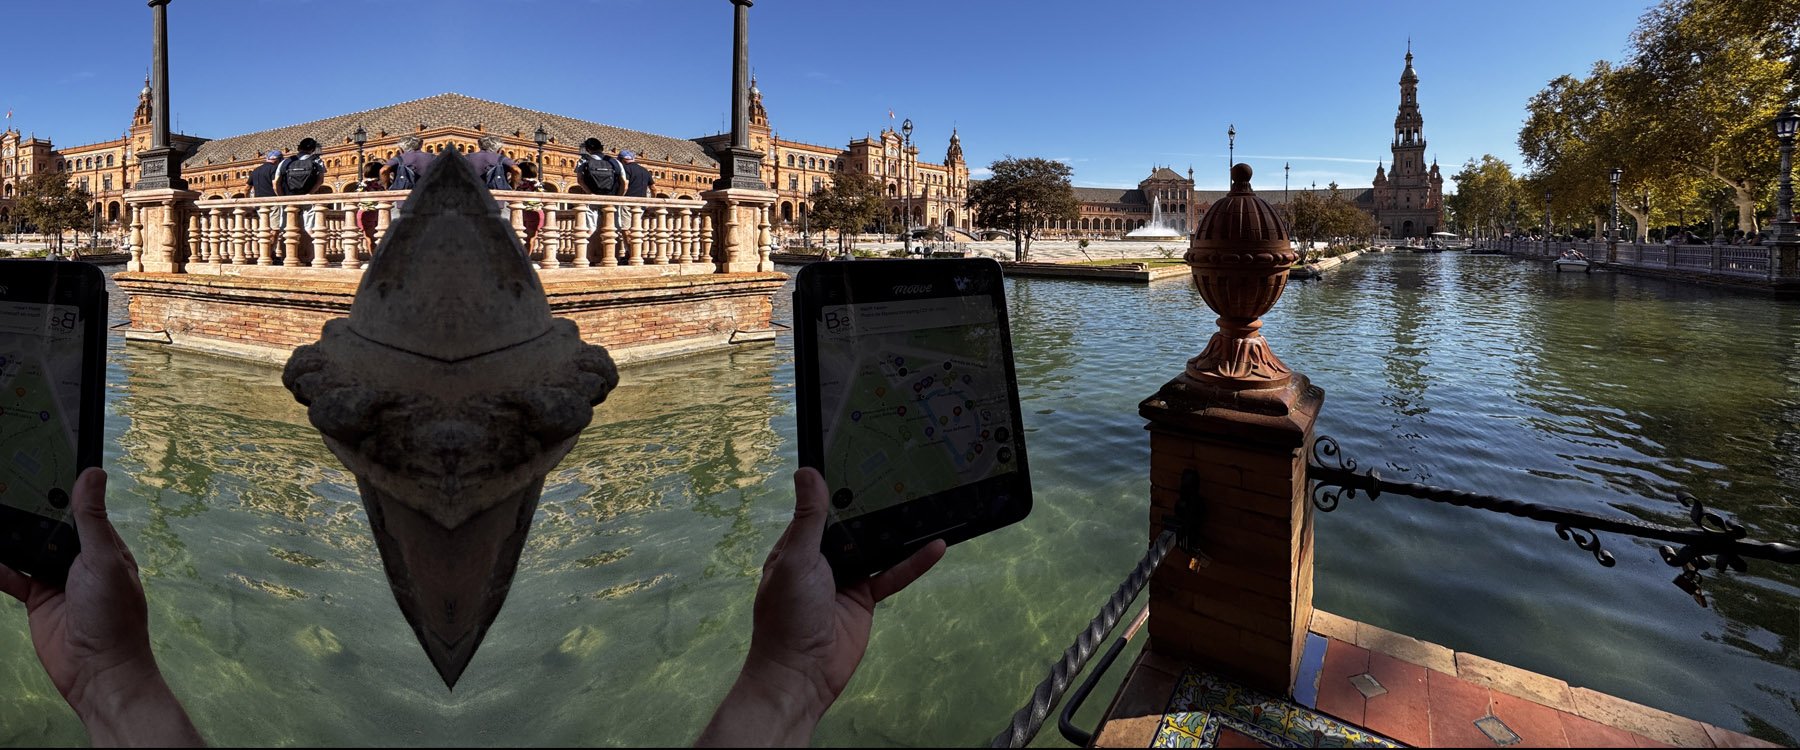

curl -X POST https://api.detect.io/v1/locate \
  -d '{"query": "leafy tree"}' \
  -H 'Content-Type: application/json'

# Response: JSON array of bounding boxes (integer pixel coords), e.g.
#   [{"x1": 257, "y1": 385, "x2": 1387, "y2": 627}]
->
[
  {"x1": 1519, "y1": 0, "x2": 1792, "y2": 236},
  {"x1": 1447, "y1": 156, "x2": 1530, "y2": 238},
  {"x1": 965, "y1": 156, "x2": 1078, "y2": 261},
  {"x1": 809, "y1": 172, "x2": 885, "y2": 256},
  {"x1": 17, "y1": 172, "x2": 93, "y2": 257}
]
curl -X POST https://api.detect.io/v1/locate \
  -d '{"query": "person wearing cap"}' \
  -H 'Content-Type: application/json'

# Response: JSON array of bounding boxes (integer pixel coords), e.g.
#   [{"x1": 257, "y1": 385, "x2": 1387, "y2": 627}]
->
[
  {"x1": 248, "y1": 149, "x2": 282, "y2": 198},
  {"x1": 620, "y1": 150, "x2": 653, "y2": 199}
]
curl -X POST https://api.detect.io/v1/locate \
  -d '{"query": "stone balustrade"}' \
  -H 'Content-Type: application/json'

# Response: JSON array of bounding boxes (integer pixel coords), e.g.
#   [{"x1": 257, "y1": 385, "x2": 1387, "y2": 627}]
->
[
  {"x1": 130, "y1": 189, "x2": 775, "y2": 276},
  {"x1": 1476, "y1": 237, "x2": 1782, "y2": 282}
]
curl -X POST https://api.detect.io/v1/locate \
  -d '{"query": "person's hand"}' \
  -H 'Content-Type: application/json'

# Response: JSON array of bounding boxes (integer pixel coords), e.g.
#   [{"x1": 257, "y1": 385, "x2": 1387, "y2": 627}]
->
[
  {"x1": 696, "y1": 468, "x2": 945, "y2": 747},
  {"x1": 0, "y1": 467, "x2": 203, "y2": 747}
]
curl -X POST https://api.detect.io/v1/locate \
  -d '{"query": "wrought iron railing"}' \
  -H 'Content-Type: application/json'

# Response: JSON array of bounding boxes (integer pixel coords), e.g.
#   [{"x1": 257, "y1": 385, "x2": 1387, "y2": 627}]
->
[{"x1": 1307, "y1": 436, "x2": 1800, "y2": 606}]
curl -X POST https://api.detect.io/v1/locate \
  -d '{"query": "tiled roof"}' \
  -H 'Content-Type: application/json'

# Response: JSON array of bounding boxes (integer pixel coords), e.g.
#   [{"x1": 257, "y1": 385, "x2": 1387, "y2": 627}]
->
[
  {"x1": 1147, "y1": 167, "x2": 1186, "y2": 181},
  {"x1": 1073, "y1": 187, "x2": 1145, "y2": 205},
  {"x1": 183, "y1": 93, "x2": 719, "y2": 169}
]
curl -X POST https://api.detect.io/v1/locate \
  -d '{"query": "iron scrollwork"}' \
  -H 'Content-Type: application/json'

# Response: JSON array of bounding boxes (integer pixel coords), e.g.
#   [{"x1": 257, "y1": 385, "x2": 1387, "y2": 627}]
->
[{"x1": 1306, "y1": 435, "x2": 1800, "y2": 606}]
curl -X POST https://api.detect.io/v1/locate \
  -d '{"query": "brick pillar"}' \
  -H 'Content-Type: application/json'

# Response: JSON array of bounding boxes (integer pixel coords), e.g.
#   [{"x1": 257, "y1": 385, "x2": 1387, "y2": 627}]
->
[
  {"x1": 1139, "y1": 164, "x2": 1322, "y2": 697},
  {"x1": 701, "y1": 187, "x2": 776, "y2": 273}
]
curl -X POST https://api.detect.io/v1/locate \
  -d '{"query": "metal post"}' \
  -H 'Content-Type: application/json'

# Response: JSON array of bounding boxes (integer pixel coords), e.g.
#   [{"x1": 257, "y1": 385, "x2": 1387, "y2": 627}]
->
[
  {"x1": 1769, "y1": 106, "x2": 1798, "y2": 280},
  {"x1": 714, "y1": 0, "x2": 766, "y2": 190},
  {"x1": 1609, "y1": 168, "x2": 1621, "y2": 263},
  {"x1": 902, "y1": 119, "x2": 913, "y2": 256},
  {"x1": 135, "y1": 0, "x2": 185, "y2": 190}
]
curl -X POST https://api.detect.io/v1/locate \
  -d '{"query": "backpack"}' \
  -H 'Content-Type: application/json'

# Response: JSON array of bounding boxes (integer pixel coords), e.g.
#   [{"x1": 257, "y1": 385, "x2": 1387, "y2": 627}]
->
[
  {"x1": 282, "y1": 154, "x2": 322, "y2": 194},
  {"x1": 481, "y1": 162, "x2": 512, "y2": 191},
  {"x1": 577, "y1": 154, "x2": 619, "y2": 194},
  {"x1": 390, "y1": 162, "x2": 420, "y2": 190}
]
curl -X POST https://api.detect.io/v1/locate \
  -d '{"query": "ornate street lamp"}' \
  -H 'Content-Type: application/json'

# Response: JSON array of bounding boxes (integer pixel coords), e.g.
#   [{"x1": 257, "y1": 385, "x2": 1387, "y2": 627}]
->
[
  {"x1": 533, "y1": 125, "x2": 548, "y2": 189},
  {"x1": 1773, "y1": 105, "x2": 1798, "y2": 237},
  {"x1": 901, "y1": 117, "x2": 914, "y2": 256},
  {"x1": 1227, "y1": 124, "x2": 1236, "y2": 179},
  {"x1": 1543, "y1": 189, "x2": 1552, "y2": 247},
  {"x1": 352, "y1": 125, "x2": 367, "y2": 179},
  {"x1": 1608, "y1": 167, "x2": 1622, "y2": 258}
]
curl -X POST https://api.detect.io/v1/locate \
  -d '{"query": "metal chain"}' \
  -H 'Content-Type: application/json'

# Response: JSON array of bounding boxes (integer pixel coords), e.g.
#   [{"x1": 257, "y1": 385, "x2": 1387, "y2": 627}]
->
[{"x1": 988, "y1": 528, "x2": 1177, "y2": 748}]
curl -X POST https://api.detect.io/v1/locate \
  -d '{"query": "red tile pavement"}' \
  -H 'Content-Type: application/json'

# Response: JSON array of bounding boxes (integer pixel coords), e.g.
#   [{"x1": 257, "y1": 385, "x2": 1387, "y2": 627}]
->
[
  {"x1": 1632, "y1": 733, "x2": 1678, "y2": 749},
  {"x1": 1426, "y1": 667, "x2": 1497, "y2": 747},
  {"x1": 1317, "y1": 636, "x2": 1368, "y2": 726},
  {"x1": 1317, "y1": 637, "x2": 1371, "y2": 726},
  {"x1": 1215, "y1": 727, "x2": 1264, "y2": 748},
  {"x1": 1363, "y1": 651, "x2": 1431, "y2": 747},
  {"x1": 1559, "y1": 713, "x2": 1648, "y2": 748},
  {"x1": 1490, "y1": 691, "x2": 1571, "y2": 748}
]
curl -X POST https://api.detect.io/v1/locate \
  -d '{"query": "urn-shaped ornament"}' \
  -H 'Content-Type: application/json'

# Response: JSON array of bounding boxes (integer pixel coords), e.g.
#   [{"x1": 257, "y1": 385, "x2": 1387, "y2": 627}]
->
[{"x1": 1182, "y1": 163, "x2": 1298, "y2": 390}]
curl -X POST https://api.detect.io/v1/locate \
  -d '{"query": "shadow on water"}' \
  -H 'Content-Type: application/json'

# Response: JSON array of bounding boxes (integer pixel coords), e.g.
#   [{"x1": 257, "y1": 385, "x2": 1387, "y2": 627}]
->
[{"x1": 0, "y1": 257, "x2": 1795, "y2": 745}]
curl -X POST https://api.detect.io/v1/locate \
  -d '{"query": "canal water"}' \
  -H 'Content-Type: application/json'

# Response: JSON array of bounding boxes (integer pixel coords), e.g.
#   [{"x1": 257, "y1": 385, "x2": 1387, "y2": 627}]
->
[{"x1": 0, "y1": 252, "x2": 1794, "y2": 746}]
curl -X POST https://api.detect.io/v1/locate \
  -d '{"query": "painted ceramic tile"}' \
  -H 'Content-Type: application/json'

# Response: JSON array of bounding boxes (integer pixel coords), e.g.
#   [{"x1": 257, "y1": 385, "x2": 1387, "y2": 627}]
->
[{"x1": 1150, "y1": 670, "x2": 1407, "y2": 748}]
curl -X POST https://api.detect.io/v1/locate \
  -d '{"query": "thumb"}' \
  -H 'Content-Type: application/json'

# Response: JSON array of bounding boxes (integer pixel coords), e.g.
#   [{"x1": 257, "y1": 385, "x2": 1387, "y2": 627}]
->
[
  {"x1": 69, "y1": 467, "x2": 115, "y2": 556},
  {"x1": 788, "y1": 467, "x2": 831, "y2": 553}
]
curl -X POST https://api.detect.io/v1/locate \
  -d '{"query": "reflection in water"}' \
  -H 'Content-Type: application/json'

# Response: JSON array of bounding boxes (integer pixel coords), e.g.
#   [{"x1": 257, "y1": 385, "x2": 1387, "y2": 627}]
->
[{"x1": 0, "y1": 256, "x2": 1795, "y2": 745}]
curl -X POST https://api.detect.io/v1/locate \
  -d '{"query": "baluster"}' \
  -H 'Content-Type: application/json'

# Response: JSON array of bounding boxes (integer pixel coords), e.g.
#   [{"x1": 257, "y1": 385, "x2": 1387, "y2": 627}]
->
[
  {"x1": 305, "y1": 204, "x2": 327, "y2": 268},
  {"x1": 599, "y1": 205, "x2": 618, "y2": 267},
  {"x1": 201, "y1": 206, "x2": 220, "y2": 263},
  {"x1": 700, "y1": 213, "x2": 715, "y2": 269},
  {"x1": 230, "y1": 207, "x2": 249, "y2": 264},
  {"x1": 626, "y1": 206, "x2": 645, "y2": 265},
  {"x1": 572, "y1": 202, "x2": 593, "y2": 268},
  {"x1": 507, "y1": 201, "x2": 528, "y2": 252},
  {"x1": 342, "y1": 205, "x2": 363, "y2": 269},
  {"x1": 651, "y1": 207, "x2": 669, "y2": 264},
  {"x1": 181, "y1": 211, "x2": 198, "y2": 269},
  {"x1": 374, "y1": 202, "x2": 393, "y2": 250},
  {"x1": 687, "y1": 207, "x2": 704, "y2": 263},
  {"x1": 675, "y1": 206, "x2": 694, "y2": 263},
  {"x1": 256, "y1": 207, "x2": 274, "y2": 265},
  {"x1": 540, "y1": 207, "x2": 561, "y2": 269},
  {"x1": 757, "y1": 205, "x2": 773, "y2": 266}
]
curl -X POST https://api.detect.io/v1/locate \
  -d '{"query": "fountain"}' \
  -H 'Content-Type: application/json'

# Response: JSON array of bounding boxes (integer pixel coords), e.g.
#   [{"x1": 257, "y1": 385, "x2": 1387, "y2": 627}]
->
[{"x1": 1123, "y1": 195, "x2": 1187, "y2": 241}]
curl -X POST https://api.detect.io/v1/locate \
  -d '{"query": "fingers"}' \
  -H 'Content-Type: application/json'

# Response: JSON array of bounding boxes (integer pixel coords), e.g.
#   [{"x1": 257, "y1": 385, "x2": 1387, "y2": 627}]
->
[
  {"x1": 787, "y1": 468, "x2": 831, "y2": 555},
  {"x1": 0, "y1": 563, "x2": 33, "y2": 604},
  {"x1": 69, "y1": 468, "x2": 118, "y2": 563},
  {"x1": 866, "y1": 539, "x2": 946, "y2": 604}
]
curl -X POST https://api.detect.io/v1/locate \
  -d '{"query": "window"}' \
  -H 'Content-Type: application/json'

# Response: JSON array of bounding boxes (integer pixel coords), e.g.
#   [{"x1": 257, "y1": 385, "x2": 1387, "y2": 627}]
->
[
  {"x1": 789, "y1": 175, "x2": 798, "y2": 191},
  {"x1": 107, "y1": 154, "x2": 114, "y2": 167},
  {"x1": 787, "y1": 154, "x2": 794, "y2": 166},
  {"x1": 103, "y1": 175, "x2": 112, "y2": 191}
]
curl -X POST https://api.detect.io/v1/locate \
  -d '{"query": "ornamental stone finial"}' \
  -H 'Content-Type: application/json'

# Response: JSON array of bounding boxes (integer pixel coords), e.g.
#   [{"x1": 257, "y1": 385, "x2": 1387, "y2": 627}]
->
[
  {"x1": 282, "y1": 149, "x2": 617, "y2": 688},
  {"x1": 1181, "y1": 163, "x2": 1297, "y2": 392}
]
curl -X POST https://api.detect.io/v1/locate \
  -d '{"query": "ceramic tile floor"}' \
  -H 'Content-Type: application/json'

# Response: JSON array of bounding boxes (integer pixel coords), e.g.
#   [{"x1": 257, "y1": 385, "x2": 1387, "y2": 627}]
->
[{"x1": 1096, "y1": 611, "x2": 1781, "y2": 749}]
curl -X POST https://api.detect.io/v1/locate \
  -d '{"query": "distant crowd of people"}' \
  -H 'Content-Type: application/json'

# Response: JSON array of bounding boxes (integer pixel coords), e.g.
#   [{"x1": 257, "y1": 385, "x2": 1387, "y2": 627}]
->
[{"x1": 246, "y1": 135, "x2": 655, "y2": 199}]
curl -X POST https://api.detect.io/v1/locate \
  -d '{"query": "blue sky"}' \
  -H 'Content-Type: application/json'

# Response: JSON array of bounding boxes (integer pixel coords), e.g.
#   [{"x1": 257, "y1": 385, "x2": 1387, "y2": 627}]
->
[{"x1": 4, "y1": 0, "x2": 1649, "y2": 192}]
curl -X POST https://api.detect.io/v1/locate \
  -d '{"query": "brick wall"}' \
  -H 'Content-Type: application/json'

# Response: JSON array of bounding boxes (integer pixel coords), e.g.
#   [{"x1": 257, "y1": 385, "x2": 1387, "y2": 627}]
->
[{"x1": 117, "y1": 271, "x2": 786, "y2": 364}]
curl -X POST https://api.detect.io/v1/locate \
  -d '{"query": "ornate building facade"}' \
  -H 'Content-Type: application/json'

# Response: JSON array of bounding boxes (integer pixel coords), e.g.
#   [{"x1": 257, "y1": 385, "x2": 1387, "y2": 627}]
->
[
  {"x1": 1369, "y1": 47, "x2": 1445, "y2": 239},
  {"x1": 2, "y1": 80, "x2": 204, "y2": 231},
  {"x1": 2, "y1": 78, "x2": 968, "y2": 238}
]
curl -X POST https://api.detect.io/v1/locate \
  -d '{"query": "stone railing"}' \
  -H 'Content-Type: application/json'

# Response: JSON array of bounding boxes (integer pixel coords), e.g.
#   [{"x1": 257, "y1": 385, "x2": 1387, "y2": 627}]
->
[
  {"x1": 1475, "y1": 237, "x2": 1779, "y2": 281},
  {"x1": 129, "y1": 188, "x2": 775, "y2": 276}
]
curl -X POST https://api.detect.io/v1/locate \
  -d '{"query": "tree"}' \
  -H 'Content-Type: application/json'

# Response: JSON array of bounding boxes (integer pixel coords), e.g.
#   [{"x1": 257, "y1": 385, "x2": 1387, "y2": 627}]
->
[
  {"x1": 16, "y1": 172, "x2": 92, "y2": 258},
  {"x1": 809, "y1": 172, "x2": 885, "y2": 256},
  {"x1": 1447, "y1": 156, "x2": 1529, "y2": 239},
  {"x1": 965, "y1": 156, "x2": 1078, "y2": 261}
]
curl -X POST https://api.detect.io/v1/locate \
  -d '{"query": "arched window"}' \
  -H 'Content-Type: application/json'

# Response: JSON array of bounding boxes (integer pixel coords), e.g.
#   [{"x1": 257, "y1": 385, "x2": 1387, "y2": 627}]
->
[
  {"x1": 787, "y1": 154, "x2": 795, "y2": 166},
  {"x1": 107, "y1": 154, "x2": 115, "y2": 167}
]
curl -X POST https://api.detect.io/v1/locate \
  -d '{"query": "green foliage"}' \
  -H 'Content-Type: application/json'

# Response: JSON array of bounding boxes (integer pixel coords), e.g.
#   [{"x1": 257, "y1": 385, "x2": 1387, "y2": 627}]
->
[
  {"x1": 810, "y1": 173, "x2": 886, "y2": 253},
  {"x1": 16, "y1": 172, "x2": 93, "y2": 253},
  {"x1": 965, "y1": 156, "x2": 1078, "y2": 261},
  {"x1": 1518, "y1": 0, "x2": 1793, "y2": 234},
  {"x1": 1446, "y1": 155, "x2": 1530, "y2": 237},
  {"x1": 1287, "y1": 183, "x2": 1375, "y2": 256}
]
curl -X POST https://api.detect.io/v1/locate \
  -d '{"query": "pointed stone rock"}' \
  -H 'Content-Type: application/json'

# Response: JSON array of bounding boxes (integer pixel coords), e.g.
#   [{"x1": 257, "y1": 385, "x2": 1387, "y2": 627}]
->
[{"x1": 282, "y1": 150, "x2": 618, "y2": 688}]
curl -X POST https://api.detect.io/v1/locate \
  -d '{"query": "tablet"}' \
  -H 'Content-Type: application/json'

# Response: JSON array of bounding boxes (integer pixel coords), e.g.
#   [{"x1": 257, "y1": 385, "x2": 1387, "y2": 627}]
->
[{"x1": 794, "y1": 258, "x2": 1031, "y2": 583}]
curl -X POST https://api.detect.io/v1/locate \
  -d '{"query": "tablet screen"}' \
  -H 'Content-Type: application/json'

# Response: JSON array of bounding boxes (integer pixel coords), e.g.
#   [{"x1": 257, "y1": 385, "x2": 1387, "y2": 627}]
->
[
  {"x1": 815, "y1": 291, "x2": 1018, "y2": 521},
  {"x1": 0, "y1": 294, "x2": 87, "y2": 523}
]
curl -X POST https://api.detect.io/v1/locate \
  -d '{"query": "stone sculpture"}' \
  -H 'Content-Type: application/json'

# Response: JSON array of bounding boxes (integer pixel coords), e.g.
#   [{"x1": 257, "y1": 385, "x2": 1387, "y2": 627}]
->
[{"x1": 282, "y1": 149, "x2": 618, "y2": 687}]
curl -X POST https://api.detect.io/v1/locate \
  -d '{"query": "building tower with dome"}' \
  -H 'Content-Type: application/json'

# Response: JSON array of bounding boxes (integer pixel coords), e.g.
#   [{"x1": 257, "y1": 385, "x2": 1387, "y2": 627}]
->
[{"x1": 1370, "y1": 44, "x2": 1445, "y2": 239}]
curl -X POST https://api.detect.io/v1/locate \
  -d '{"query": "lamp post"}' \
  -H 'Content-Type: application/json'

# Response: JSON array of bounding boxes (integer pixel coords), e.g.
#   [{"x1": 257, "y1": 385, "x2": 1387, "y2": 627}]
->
[
  {"x1": 1770, "y1": 105, "x2": 1798, "y2": 279},
  {"x1": 1543, "y1": 189, "x2": 1552, "y2": 251},
  {"x1": 715, "y1": 0, "x2": 766, "y2": 190},
  {"x1": 352, "y1": 126, "x2": 367, "y2": 180},
  {"x1": 1227, "y1": 124, "x2": 1236, "y2": 179},
  {"x1": 1608, "y1": 167, "x2": 1622, "y2": 261},
  {"x1": 533, "y1": 125, "x2": 548, "y2": 189},
  {"x1": 901, "y1": 117, "x2": 913, "y2": 256}
]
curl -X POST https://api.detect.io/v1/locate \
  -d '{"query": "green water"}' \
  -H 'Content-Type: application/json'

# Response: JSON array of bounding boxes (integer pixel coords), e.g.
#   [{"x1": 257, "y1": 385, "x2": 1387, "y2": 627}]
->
[{"x1": 0, "y1": 253, "x2": 1795, "y2": 745}]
